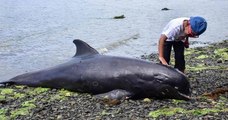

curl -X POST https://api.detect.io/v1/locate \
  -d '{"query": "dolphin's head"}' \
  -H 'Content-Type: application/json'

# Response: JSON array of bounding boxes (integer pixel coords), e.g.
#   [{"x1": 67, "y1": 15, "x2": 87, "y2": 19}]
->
[
  {"x1": 164, "y1": 69, "x2": 191, "y2": 100},
  {"x1": 146, "y1": 64, "x2": 191, "y2": 100}
]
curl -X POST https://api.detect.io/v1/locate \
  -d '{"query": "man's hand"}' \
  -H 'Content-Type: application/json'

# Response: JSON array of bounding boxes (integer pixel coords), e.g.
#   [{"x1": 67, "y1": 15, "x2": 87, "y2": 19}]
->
[
  {"x1": 159, "y1": 57, "x2": 168, "y2": 65},
  {"x1": 184, "y1": 39, "x2": 189, "y2": 48},
  {"x1": 184, "y1": 37, "x2": 189, "y2": 48}
]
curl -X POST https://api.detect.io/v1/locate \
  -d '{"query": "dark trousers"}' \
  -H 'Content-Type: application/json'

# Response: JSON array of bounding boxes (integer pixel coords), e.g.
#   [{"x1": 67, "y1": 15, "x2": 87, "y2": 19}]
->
[{"x1": 163, "y1": 41, "x2": 185, "y2": 71}]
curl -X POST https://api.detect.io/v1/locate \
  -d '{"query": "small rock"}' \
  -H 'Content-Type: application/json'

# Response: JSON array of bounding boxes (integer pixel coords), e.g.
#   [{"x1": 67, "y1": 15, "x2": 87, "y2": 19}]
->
[
  {"x1": 143, "y1": 98, "x2": 151, "y2": 103},
  {"x1": 217, "y1": 59, "x2": 223, "y2": 63},
  {"x1": 57, "y1": 115, "x2": 63, "y2": 120},
  {"x1": 161, "y1": 7, "x2": 170, "y2": 11},
  {"x1": 113, "y1": 15, "x2": 125, "y2": 19}
]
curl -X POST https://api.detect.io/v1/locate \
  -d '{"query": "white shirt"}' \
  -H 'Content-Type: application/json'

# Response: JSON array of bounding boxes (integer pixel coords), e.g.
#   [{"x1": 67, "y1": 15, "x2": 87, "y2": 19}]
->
[{"x1": 161, "y1": 17, "x2": 190, "y2": 41}]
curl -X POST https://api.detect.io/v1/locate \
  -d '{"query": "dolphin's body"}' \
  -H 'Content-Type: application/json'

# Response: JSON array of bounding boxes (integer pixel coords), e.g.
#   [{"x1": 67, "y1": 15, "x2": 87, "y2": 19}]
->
[{"x1": 0, "y1": 40, "x2": 191, "y2": 100}]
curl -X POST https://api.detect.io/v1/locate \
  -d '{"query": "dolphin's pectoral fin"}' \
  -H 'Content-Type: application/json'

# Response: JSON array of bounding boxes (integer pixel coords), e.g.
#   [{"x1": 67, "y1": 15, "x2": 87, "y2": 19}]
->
[
  {"x1": 73, "y1": 39, "x2": 99, "y2": 57},
  {"x1": 95, "y1": 89, "x2": 133, "y2": 100},
  {"x1": 94, "y1": 89, "x2": 133, "y2": 105}
]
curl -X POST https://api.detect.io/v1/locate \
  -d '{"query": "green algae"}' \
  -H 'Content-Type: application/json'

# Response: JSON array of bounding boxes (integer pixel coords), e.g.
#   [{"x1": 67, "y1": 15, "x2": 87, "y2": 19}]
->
[
  {"x1": 0, "y1": 92, "x2": 37, "y2": 119},
  {"x1": 214, "y1": 97, "x2": 227, "y2": 109},
  {"x1": 172, "y1": 99, "x2": 185, "y2": 105},
  {"x1": 15, "y1": 85, "x2": 26, "y2": 89},
  {"x1": 149, "y1": 107, "x2": 184, "y2": 118},
  {"x1": 0, "y1": 88, "x2": 26, "y2": 100},
  {"x1": 27, "y1": 87, "x2": 50, "y2": 95},
  {"x1": 33, "y1": 87, "x2": 50, "y2": 94},
  {"x1": 0, "y1": 115, "x2": 7, "y2": 120},
  {"x1": 149, "y1": 107, "x2": 228, "y2": 118},
  {"x1": 149, "y1": 95, "x2": 228, "y2": 118},
  {"x1": 10, "y1": 108, "x2": 30, "y2": 119},
  {"x1": 196, "y1": 55, "x2": 209, "y2": 59},
  {"x1": 186, "y1": 64, "x2": 227, "y2": 71},
  {"x1": 21, "y1": 99, "x2": 36, "y2": 108},
  {"x1": 185, "y1": 46, "x2": 228, "y2": 62},
  {"x1": 49, "y1": 89, "x2": 78, "y2": 101},
  {"x1": 184, "y1": 49, "x2": 195, "y2": 56},
  {"x1": 58, "y1": 89, "x2": 74, "y2": 97},
  {"x1": 188, "y1": 108, "x2": 227, "y2": 116},
  {"x1": 0, "y1": 88, "x2": 14, "y2": 95},
  {"x1": 0, "y1": 109, "x2": 7, "y2": 115},
  {"x1": 0, "y1": 95, "x2": 5, "y2": 101},
  {"x1": 14, "y1": 93, "x2": 26, "y2": 99},
  {"x1": 10, "y1": 99, "x2": 36, "y2": 119},
  {"x1": 218, "y1": 96, "x2": 228, "y2": 102},
  {"x1": 0, "y1": 109, "x2": 8, "y2": 120},
  {"x1": 214, "y1": 48, "x2": 228, "y2": 60},
  {"x1": 185, "y1": 49, "x2": 204, "y2": 56}
]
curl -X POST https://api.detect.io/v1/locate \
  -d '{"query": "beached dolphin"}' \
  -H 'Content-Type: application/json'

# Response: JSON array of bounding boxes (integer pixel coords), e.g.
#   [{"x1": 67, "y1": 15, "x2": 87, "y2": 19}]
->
[{"x1": 0, "y1": 39, "x2": 191, "y2": 100}]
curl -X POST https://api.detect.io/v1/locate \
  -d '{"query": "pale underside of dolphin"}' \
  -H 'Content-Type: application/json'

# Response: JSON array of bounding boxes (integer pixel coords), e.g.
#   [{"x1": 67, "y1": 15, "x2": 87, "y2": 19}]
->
[{"x1": 0, "y1": 39, "x2": 191, "y2": 100}]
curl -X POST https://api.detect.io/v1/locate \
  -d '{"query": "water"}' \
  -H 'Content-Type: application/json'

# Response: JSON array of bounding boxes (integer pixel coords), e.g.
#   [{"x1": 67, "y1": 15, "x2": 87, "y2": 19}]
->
[{"x1": 0, "y1": 0, "x2": 228, "y2": 81}]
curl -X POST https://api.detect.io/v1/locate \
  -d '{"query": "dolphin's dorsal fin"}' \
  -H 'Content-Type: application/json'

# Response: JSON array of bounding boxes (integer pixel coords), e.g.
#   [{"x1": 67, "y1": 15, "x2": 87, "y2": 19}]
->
[{"x1": 73, "y1": 39, "x2": 99, "y2": 57}]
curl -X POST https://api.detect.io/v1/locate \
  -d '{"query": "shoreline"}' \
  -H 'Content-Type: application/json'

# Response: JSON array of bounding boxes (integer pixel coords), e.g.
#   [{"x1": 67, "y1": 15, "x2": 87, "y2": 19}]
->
[{"x1": 0, "y1": 40, "x2": 227, "y2": 119}]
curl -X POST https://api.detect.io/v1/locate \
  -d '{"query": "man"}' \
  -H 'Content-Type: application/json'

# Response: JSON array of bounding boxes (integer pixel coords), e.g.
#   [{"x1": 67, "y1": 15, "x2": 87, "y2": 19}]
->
[{"x1": 158, "y1": 16, "x2": 207, "y2": 73}]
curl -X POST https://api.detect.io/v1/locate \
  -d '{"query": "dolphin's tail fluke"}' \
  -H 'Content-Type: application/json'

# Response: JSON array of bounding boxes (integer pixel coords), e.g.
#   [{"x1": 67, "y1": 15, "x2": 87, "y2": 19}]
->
[{"x1": 0, "y1": 81, "x2": 14, "y2": 87}]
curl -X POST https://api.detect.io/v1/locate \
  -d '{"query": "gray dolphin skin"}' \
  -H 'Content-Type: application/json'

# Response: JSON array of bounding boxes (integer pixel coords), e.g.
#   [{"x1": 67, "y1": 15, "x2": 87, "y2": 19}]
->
[{"x1": 0, "y1": 39, "x2": 191, "y2": 100}]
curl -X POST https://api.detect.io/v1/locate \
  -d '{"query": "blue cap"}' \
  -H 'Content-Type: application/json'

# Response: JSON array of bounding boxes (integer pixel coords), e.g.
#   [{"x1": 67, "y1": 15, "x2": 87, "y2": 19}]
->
[{"x1": 190, "y1": 16, "x2": 207, "y2": 36}]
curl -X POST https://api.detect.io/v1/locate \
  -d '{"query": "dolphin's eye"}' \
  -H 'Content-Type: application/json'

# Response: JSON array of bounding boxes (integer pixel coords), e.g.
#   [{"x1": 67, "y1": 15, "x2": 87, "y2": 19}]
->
[{"x1": 154, "y1": 74, "x2": 169, "y2": 83}]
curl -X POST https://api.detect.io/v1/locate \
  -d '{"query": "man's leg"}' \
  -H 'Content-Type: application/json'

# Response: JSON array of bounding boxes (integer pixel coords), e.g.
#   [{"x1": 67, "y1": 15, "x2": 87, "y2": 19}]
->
[
  {"x1": 162, "y1": 41, "x2": 173, "y2": 65},
  {"x1": 173, "y1": 41, "x2": 185, "y2": 72}
]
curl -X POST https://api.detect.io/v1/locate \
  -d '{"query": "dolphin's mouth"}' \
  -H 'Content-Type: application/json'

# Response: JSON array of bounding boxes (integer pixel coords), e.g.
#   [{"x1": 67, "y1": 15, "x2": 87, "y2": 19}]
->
[{"x1": 178, "y1": 92, "x2": 192, "y2": 100}]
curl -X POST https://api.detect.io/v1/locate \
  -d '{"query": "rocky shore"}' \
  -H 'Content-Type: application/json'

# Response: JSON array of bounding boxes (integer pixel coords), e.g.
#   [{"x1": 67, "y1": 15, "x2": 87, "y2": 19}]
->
[{"x1": 0, "y1": 40, "x2": 227, "y2": 120}]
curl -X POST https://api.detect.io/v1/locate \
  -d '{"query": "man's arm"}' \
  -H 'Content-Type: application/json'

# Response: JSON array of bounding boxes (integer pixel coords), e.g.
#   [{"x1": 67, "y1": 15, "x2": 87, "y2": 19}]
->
[{"x1": 158, "y1": 34, "x2": 168, "y2": 65}]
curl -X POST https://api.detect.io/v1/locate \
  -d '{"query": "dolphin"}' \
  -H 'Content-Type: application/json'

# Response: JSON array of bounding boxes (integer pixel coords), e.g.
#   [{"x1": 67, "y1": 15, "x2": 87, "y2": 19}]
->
[{"x1": 0, "y1": 39, "x2": 191, "y2": 100}]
